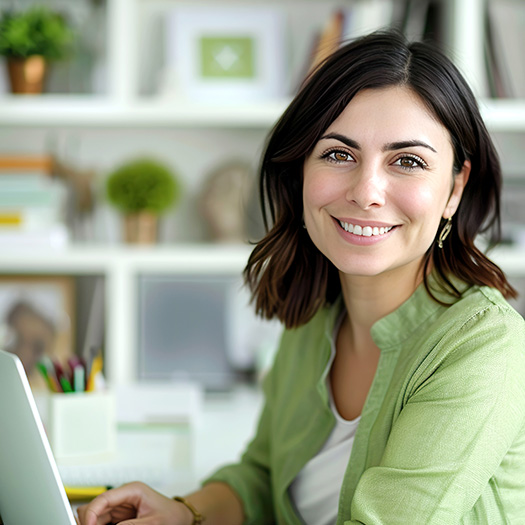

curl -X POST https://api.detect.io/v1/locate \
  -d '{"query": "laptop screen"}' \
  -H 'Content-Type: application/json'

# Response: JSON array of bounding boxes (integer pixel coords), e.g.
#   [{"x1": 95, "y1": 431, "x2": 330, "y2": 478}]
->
[{"x1": 0, "y1": 349, "x2": 76, "y2": 525}]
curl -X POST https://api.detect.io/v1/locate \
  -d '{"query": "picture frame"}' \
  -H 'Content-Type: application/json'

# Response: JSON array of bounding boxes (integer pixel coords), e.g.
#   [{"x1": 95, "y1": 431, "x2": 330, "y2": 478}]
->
[
  {"x1": 164, "y1": 6, "x2": 286, "y2": 102},
  {"x1": 0, "y1": 275, "x2": 75, "y2": 390}
]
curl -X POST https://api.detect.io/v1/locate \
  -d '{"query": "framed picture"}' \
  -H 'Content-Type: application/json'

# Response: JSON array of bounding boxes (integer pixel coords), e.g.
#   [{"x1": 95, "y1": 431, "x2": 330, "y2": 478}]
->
[
  {"x1": 0, "y1": 276, "x2": 75, "y2": 390},
  {"x1": 164, "y1": 6, "x2": 286, "y2": 102}
]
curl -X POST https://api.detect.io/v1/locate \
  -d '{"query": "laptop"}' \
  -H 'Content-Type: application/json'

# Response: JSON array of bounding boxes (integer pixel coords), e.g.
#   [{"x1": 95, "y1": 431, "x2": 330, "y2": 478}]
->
[{"x1": 0, "y1": 349, "x2": 77, "y2": 525}]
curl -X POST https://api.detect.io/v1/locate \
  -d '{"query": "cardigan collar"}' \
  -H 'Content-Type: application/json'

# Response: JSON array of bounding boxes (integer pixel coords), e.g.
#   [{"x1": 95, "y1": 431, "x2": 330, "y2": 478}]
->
[{"x1": 323, "y1": 274, "x2": 472, "y2": 353}]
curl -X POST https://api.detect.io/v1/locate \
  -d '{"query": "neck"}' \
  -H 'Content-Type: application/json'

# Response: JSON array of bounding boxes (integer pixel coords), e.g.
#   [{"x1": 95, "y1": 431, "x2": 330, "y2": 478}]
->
[{"x1": 339, "y1": 260, "x2": 424, "y2": 354}]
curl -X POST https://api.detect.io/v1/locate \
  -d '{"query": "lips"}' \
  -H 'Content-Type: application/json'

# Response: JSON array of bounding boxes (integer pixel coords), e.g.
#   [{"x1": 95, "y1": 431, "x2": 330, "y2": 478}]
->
[{"x1": 338, "y1": 220, "x2": 394, "y2": 237}]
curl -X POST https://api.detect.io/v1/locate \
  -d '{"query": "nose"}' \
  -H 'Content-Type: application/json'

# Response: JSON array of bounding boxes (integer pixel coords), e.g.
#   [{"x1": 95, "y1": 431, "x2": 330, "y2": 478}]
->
[{"x1": 345, "y1": 162, "x2": 386, "y2": 209}]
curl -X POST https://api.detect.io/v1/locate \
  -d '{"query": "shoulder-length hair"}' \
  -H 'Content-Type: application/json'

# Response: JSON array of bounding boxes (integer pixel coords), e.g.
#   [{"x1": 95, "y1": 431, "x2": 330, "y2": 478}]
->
[{"x1": 245, "y1": 30, "x2": 516, "y2": 329}]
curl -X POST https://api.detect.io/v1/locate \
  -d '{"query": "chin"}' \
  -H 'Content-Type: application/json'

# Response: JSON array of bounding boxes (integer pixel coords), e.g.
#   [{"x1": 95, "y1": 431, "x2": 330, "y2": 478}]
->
[{"x1": 329, "y1": 257, "x2": 389, "y2": 278}]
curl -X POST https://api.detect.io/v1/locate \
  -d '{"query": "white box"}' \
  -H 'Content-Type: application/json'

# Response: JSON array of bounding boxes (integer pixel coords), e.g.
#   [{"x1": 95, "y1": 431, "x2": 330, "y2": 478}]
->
[{"x1": 37, "y1": 391, "x2": 116, "y2": 464}]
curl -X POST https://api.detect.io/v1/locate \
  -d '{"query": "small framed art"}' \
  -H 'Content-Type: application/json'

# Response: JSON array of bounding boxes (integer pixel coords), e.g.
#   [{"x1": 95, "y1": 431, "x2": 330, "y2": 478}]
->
[
  {"x1": 164, "y1": 6, "x2": 286, "y2": 102},
  {"x1": 0, "y1": 275, "x2": 75, "y2": 389}
]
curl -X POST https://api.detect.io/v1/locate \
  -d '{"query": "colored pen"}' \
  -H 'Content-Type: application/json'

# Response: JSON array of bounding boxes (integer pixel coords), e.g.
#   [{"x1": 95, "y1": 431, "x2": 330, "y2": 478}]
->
[
  {"x1": 59, "y1": 376, "x2": 73, "y2": 393},
  {"x1": 64, "y1": 485, "x2": 112, "y2": 500},
  {"x1": 36, "y1": 362, "x2": 59, "y2": 392},
  {"x1": 73, "y1": 365, "x2": 85, "y2": 392},
  {"x1": 41, "y1": 358, "x2": 63, "y2": 392},
  {"x1": 86, "y1": 352, "x2": 103, "y2": 392},
  {"x1": 67, "y1": 357, "x2": 82, "y2": 383},
  {"x1": 52, "y1": 359, "x2": 66, "y2": 382}
]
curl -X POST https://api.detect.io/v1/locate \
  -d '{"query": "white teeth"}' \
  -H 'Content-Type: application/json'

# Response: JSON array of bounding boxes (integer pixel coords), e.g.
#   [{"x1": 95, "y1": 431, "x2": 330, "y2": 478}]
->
[{"x1": 339, "y1": 221, "x2": 393, "y2": 237}]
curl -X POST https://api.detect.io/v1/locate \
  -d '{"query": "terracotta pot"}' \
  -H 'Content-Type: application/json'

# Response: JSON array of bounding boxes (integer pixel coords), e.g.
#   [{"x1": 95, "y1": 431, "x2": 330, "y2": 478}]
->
[
  {"x1": 124, "y1": 212, "x2": 158, "y2": 244},
  {"x1": 7, "y1": 56, "x2": 47, "y2": 94}
]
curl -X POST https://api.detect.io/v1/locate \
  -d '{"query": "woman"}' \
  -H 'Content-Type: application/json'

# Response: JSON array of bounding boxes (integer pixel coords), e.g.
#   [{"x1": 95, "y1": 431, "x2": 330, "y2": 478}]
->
[{"x1": 77, "y1": 30, "x2": 525, "y2": 525}]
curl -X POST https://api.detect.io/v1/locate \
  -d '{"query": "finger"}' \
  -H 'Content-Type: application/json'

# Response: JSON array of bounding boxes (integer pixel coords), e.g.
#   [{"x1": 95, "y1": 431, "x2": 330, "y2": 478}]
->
[
  {"x1": 84, "y1": 506, "x2": 114, "y2": 525},
  {"x1": 80, "y1": 484, "x2": 145, "y2": 524},
  {"x1": 78, "y1": 500, "x2": 136, "y2": 524},
  {"x1": 106, "y1": 504, "x2": 137, "y2": 523}
]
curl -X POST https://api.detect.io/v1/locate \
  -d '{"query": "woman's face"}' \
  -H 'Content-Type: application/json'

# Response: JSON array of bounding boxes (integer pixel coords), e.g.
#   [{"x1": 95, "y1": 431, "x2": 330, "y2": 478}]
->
[{"x1": 303, "y1": 86, "x2": 469, "y2": 281}]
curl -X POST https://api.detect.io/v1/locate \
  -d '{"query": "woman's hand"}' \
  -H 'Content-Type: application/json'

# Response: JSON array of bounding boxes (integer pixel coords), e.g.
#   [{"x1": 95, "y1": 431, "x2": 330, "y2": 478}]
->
[{"x1": 76, "y1": 481, "x2": 193, "y2": 525}]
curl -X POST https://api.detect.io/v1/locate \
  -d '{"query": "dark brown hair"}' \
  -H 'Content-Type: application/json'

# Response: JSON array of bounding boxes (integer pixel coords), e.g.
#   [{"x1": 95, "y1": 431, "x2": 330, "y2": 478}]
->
[{"x1": 245, "y1": 30, "x2": 516, "y2": 328}]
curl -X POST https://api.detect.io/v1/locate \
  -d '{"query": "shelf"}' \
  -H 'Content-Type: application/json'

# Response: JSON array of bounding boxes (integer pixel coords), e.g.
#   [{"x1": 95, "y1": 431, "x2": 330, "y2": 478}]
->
[
  {"x1": 479, "y1": 99, "x2": 525, "y2": 132},
  {"x1": 0, "y1": 243, "x2": 521, "y2": 275},
  {"x1": 0, "y1": 244, "x2": 252, "y2": 274},
  {"x1": 0, "y1": 95, "x2": 289, "y2": 128},
  {"x1": 3, "y1": 95, "x2": 525, "y2": 132}
]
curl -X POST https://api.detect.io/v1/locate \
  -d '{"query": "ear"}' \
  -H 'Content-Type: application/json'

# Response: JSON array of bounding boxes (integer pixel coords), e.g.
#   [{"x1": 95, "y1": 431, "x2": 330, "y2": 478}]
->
[{"x1": 443, "y1": 160, "x2": 471, "y2": 219}]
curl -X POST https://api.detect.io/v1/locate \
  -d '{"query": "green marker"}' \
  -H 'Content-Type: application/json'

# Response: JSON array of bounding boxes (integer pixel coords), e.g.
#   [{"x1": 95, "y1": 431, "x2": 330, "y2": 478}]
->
[
  {"x1": 60, "y1": 376, "x2": 73, "y2": 393},
  {"x1": 36, "y1": 362, "x2": 56, "y2": 392}
]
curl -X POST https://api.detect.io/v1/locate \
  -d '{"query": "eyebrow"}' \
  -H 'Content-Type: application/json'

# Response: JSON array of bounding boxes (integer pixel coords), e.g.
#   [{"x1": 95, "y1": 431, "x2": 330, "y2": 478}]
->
[{"x1": 320, "y1": 133, "x2": 437, "y2": 153}]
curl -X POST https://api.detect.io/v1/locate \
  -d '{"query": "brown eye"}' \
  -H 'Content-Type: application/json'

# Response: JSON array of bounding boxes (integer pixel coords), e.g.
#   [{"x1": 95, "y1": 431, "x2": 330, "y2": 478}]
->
[
  {"x1": 400, "y1": 157, "x2": 416, "y2": 168},
  {"x1": 394, "y1": 154, "x2": 426, "y2": 171},
  {"x1": 325, "y1": 150, "x2": 352, "y2": 163},
  {"x1": 320, "y1": 148, "x2": 355, "y2": 164}
]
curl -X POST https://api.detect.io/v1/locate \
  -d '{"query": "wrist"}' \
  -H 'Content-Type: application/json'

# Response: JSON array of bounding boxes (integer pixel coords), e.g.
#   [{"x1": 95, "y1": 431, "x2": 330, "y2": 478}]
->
[{"x1": 173, "y1": 496, "x2": 206, "y2": 524}]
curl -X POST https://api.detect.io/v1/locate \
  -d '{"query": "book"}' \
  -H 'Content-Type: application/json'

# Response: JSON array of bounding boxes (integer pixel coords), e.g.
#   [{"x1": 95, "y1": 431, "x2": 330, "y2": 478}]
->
[
  {"x1": 306, "y1": 9, "x2": 345, "y2": 77},
  {"x1": 487, "y1": 0, "x2": 525, "y2": 99},
  {"x1": 0, "y1": 224, "x2": 69, "y2": 248},
  {"x1": 301, "y1": 1, "x2": 395, "y2": 84},
  {"x1": 0, "y1": 155, "x2": 54, "y2": 174},
  {"x1": 0, "y1": 157, "x2": 70, "y2": 247},
  {"x1": 0, "y1": 174, "x2": 68, "y2": 232}
]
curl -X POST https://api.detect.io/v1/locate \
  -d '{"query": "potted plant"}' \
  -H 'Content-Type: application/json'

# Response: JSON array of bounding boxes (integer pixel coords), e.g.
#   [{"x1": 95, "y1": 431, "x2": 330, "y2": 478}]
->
[
  {"x1": 106, "y1": 157, "x2": 182, "y2": 244},
  {"x1": 0, "y1": 5, "x2": 73, "y2": 94}
]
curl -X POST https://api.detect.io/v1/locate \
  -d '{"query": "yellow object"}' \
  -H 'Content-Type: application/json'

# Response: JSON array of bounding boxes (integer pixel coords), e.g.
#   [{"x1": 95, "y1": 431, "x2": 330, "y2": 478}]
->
[
  {"x1": 86, "y1": 352, "x2": 103, "y2": 392},
  {"x1": 64, "y1": 486, "x2": 110, "y2": 500},
  {"x1": 0, "y1": 213, "x2": 22, "y2": 226}
]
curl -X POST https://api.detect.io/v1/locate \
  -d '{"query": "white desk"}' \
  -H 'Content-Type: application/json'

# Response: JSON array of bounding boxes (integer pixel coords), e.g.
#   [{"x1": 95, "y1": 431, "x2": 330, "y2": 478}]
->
[{"x1": 57, "y1": 385, "x2": 263, "y2": 497}]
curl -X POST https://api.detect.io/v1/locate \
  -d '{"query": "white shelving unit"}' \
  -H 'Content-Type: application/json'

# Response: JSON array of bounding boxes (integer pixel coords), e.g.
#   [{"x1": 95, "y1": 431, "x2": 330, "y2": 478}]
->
[
  {"x1": 0, "y1": 244, "x2": 252, "y2": 385},
  {"x1": 0, "y1": 96, "x2": 289, "y2": 128},
  {"x1": 0, "y1": 0, "x2": 524, "y2": 386}
]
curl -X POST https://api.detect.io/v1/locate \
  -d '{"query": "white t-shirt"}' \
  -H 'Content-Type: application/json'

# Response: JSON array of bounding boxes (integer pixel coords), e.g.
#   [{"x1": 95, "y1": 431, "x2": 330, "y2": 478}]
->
[{"x1": 289, "y1": 312, "x2": 360, "y2": 525}]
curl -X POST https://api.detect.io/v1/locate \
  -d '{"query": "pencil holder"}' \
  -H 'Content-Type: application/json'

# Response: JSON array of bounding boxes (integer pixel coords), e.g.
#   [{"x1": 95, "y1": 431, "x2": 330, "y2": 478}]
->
[{"x1": 40, "y1": 391, "x2": 116, "y2": 464}]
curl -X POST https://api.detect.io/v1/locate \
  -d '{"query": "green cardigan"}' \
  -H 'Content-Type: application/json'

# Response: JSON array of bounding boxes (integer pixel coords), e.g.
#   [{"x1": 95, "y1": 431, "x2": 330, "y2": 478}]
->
[{"x1": 205, "y1": 282, "x2": 525, "y2": 524}]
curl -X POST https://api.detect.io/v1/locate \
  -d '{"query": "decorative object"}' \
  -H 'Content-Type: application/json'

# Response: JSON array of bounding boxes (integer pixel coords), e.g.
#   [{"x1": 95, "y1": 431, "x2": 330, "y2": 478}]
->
[
  {"x1": 106, "y1": 157, "x2": 181, "y2": 244},
  {"x1": 0, "y1": 5, "x2": 73, "y2": 94},
  {"x1": 438, "y1": 217, "x2": 453, "y2": 249},
  {"x1": 172, "y1": 497, "x2": 205, "y2": 524},
  {"x1": 0, "y1": 276, "x2": 75, "y2": 390},
  {"x1": 164, "y1": 6, "x2": 285, "y2": 102},
  {"x1": 198, "y1": 160, "x2": 254, "y2": 243}
]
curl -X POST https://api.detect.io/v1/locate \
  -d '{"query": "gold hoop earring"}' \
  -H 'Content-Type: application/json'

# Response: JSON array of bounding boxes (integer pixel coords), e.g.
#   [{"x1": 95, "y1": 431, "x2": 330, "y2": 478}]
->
[{"x1": 438, "y1": 217, "x2": 452, "y2": 249}]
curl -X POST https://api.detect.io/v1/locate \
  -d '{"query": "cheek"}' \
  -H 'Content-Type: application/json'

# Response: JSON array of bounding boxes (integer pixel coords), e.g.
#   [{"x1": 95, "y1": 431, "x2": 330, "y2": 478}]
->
[
  {"x1": 398, "y1": 182, "x2": 447, "y2": 230},
  {"x1": 400, "y1": 185, "x2": 433, "y2": 212},
  {"x1": 303, "y1": 170, "x2": 342, "y2": 210}
]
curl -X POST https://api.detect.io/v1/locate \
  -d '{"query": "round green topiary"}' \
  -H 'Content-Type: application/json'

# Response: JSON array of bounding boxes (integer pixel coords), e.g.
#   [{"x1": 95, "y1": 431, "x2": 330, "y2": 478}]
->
[
  {"x1": 106, "y1": 158, "x2": 181, "y2": 214},
  {"x1": 0, "y1": 6, "x2": 73, "y2": 60}
]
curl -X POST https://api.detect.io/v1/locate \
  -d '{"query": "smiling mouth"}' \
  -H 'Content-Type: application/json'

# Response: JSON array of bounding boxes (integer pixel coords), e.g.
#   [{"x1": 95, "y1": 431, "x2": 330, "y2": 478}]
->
[{"x1": 338, "y1": 220, "x2": 395, "y2": 237}]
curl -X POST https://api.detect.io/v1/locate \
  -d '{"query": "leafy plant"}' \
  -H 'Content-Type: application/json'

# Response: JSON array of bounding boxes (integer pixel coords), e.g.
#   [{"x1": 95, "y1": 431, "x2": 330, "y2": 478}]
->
[
  {"x1": 0, "y1": 5, "x2": 73, "y2": 59},
  {"x1": 106, "y1": 158, "x2": 181, "y2": 214}
]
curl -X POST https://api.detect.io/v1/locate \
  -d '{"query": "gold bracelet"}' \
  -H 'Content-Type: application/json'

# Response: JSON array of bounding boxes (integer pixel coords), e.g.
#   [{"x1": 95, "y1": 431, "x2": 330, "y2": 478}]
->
[{"x1": 173, "y1": 496, "x2": 206, "y2": 524}]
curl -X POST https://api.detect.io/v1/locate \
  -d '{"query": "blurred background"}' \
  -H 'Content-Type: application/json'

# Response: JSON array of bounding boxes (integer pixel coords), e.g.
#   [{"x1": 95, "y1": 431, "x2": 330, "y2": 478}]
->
[{"x1": 0, "y1": 0, "x2": 524, "y2": 492}]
